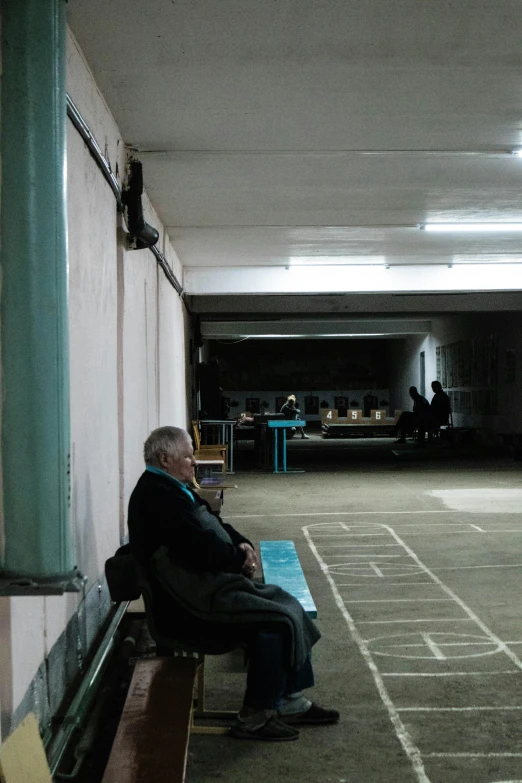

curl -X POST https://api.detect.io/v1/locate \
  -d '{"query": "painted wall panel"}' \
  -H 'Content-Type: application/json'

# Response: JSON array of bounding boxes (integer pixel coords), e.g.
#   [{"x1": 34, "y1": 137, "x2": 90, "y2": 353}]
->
[
  {"x1": 386, "y1": 314, "x2": 522, "y2": 433},
  {"x1": 68, "y1": 127, "x2": 121, "y2": 587},
  {"x1": 0, "y1": 27, "x2": 189, "y2": 737},
  {"x1": 9, "y1": 598, "x2": 45, "y2": 714},
  {"x1": 122, "y1": 249, "x2": 160, "y2": 517}
]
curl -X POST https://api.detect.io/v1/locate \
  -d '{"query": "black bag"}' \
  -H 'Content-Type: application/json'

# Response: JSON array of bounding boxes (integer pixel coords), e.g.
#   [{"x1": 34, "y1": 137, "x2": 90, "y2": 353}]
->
[{"x1": 104, "y1": 544, "x2": 141, "y2": 602}]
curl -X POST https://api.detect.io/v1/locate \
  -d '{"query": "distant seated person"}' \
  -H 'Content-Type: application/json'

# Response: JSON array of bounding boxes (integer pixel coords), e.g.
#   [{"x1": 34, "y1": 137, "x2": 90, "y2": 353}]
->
[
  {"x1": 280, "y1": 394, "x2": 309, "y2": 439},
  {"x1": 394, "y1": 386, "x2": 430, "y2": 445},
  {"x1": 236, "y1": 411, "x2": 254, "y2": 427},
  {"x1": 128, "y1": 426, "x2": 339, "y2": 741},
  {"x1": 429, "y1": 381, "x2": 452, "y2": 438}
]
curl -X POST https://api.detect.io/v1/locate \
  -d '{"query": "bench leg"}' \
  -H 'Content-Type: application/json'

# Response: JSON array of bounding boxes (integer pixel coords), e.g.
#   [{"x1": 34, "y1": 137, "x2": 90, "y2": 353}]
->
[{"x1": 190, "y1": 654, "x2": 237, "y2": 733}]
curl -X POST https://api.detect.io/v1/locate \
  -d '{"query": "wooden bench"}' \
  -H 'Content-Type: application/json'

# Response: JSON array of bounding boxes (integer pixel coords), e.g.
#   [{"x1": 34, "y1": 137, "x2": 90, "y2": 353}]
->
[
  {"x1": 259, "y1": 540, "x2": 317, "y2": 618},
  {"x1": 102, "y1": 657, "x2": 197, "y2": 783},
  {"x1": 321, "y1": 407, "x2": 397, "y2": 438}
]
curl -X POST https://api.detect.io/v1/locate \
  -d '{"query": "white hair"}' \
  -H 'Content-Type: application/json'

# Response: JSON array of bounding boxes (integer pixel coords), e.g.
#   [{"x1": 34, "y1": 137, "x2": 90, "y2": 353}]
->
[{"x1": 143, "y1": 426, "x2": 191, "y2": 467}]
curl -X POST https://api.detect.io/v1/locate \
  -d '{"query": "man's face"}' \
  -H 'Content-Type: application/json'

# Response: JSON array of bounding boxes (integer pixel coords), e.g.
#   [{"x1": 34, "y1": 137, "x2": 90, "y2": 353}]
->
[{"x1": 159, "y1": 436, "x2": 196, "y2": 483}]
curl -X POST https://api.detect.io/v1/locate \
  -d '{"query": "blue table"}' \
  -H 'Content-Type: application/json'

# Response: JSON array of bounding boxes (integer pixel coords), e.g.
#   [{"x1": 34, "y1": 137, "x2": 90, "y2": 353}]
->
[
  {"x1": 267, "y1": 419, "x2": 306, "y2": 473},
  {"x1": 259, "y1": 540, "x2": 317, "y2": 618}
]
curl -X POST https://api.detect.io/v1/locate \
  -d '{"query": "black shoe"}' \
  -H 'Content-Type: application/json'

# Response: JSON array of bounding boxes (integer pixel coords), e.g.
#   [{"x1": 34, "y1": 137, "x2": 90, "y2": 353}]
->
[
  {"x1": 280, "y1": 703, "x2": 340, "y2": 726},
  {"x1": 230, "y1": 715, "x2": 299, "y2": 741}
]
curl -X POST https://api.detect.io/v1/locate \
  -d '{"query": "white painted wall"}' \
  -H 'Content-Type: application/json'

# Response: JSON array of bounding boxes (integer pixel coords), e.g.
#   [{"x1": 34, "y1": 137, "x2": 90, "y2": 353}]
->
[
  {"x1": 0, "y1": 29, "x2": 189, "y2": 740},
  {"x1": 429, "y1": 314, "x2": 522, "y2": 433},
  {"x1": 387, "y1": 314, "x2": 522, "y2": 433},
  {"x1": 387, "y1": 336, "x2": 430, "y2": 412},
  {"x1": 185, "y1": 263, "x2": 522, "y2": 295}
]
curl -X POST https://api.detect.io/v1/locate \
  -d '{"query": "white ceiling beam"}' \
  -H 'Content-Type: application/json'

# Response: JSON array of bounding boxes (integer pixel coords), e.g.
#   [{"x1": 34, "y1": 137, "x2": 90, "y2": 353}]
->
[
  {"x1": 201, "y1": 319, "x2": 431, "y2": 339},
  {"x1": 185, "y1": 264, "x2": 522, "y2": 295}
]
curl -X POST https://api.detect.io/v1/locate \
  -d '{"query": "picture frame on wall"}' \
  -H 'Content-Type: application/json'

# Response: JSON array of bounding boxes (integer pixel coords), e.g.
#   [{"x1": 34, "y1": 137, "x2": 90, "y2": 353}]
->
[
  {"x1": 245, "y1": 397, "x2": 260, "y2": 414},
  {"x1": 304, "y1": 395, "x2": 319, "y2": 415},
  {"x1": 275, "y1": 396, "x2": 287, "y2": 413}
]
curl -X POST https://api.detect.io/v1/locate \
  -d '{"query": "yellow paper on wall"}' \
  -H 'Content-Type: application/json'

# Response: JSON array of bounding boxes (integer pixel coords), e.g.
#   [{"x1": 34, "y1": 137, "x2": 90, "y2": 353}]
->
[{"x1": 0, "y1": 713, "x2": 51, "y2": 783}]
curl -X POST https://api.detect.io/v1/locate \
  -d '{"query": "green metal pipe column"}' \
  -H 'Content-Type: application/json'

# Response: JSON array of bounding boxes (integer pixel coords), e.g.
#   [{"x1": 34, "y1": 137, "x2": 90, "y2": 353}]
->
[{"x1": 1, "y1": 0, "x2": 75, "y2": 581}]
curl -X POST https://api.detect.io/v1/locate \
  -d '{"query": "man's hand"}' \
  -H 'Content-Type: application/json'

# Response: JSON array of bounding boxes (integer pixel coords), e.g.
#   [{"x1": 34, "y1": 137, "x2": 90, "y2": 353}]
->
[{"x1": 238, "y1": 543, "x2": 257, "y2": 578}]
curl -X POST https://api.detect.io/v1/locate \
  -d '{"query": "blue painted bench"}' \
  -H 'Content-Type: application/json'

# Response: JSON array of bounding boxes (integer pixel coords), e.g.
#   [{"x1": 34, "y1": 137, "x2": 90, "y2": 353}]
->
[{"x1": 259, "y1": 540, "x2": 317, "y2": 618}]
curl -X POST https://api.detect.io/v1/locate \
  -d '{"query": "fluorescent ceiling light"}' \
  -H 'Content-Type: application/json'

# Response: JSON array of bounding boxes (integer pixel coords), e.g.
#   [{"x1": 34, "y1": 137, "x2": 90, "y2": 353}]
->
[
  {"x1": 289, "y1": 255, "x2": 385, "y2": 265},
  {"x1": 422, "y1": 223, "x2": 522, "y2": 233},
  {"x1": 241, "y1": 333, "x2": 387, "y2": 338},
  {"x1": 452, "y1": 254, "x2": 522, "y2": 264}
]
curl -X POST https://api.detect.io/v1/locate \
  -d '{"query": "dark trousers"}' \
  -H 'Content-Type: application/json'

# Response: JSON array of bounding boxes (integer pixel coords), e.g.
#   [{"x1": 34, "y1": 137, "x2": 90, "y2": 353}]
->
[
  {"x1": 244, "y1": 630, "x2": 314, "y2": 709},
  {"x1": 395, "y1": 411, "x2": 425, "y2": 441}
]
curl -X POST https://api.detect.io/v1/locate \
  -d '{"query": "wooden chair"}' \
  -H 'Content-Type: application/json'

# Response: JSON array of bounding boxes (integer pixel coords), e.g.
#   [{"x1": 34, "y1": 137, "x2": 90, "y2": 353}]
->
[{"x1": 192, "y1": 421, "x2": 227, "y2": 475}]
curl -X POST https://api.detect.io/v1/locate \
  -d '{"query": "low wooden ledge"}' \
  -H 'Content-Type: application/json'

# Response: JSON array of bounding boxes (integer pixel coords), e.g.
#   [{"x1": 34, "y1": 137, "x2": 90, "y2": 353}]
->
[{"x1": 102, "y1": 657, "x2": 197, "y2": 783}]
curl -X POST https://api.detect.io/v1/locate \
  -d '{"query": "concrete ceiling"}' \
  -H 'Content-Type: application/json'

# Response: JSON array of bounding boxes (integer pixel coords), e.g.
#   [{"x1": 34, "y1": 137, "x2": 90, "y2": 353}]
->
[{"x1": 67, "y1": 0, "x2": 522, "y2": 296}]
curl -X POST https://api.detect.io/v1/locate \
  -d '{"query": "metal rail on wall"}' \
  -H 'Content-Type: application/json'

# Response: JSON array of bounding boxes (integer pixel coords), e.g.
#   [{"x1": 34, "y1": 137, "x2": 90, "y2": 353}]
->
[{"x1": 66, "y1": 95, "x2": 184, "y2": 299}]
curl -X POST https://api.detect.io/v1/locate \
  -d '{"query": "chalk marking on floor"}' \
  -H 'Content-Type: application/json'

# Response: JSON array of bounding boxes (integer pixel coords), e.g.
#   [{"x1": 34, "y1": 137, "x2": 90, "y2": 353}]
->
[
  {"x1": 337, "y1": 582, "x2": 435, "y2": 587},
  {"x1": 489, "y1": 778, "x2": 522, "y2": 782},
  {"x1": 330, "y1": 567, "x2": 425, "y2": 578},
  {"x1": 344, "y1": 598, "x2": 453, "y2": 603},
  {"x1": 398, "y1": 706, "x2": 522, "y2": 712},
  {"x1": 225, "y1": 510, "x2": 457, "y2": 519},
  {"x1": 424, "y1": 753, "x2": 522, "y2": 758},
  {"x1": 381, "y1": 671, "x2": 521, "y2": 677},
  {"x1": 382, "y1": 524, "x2": 522, "y2": 671},
  {"x1": 371, "y1": 640, "x2": 522, "y2": 649},
  {"x1": 313, "y1": 531, "x2": 522, "y2": 539},
  {"x1": 489, "y1": 779, "x2": 522, "y2": 783},
  {"x1": 323, "y1": 554, "x2": 405, "y2": 558},
  {"x1": 470, "y1": 524, "x2": 486, "y2": 532},
  {"x1": 325, "y1": 561, "x2": 420, "y2": 584},
  {"x1": 325, "y1": 555, "x2": 403, "y2": 560},
  {"x1": 319, "y1": 543, "x2": 402, "y2": 548},
  {"x1": 421, "y1": 632, "x2": 446, "y2": 659},
  {"x1": 303, "y1": 527, "x2": 431, "y2": 783},
  {"x1": 356, "y1": 619, "x2": 473, "y2": 624},
  {"x1": 366, "y1": 634, "x2": 502, "y2": 660},
  {"x1": 304, "y1": 534, "x2": 389, "y2": 538},
  {"x1": 396, "y1": 479, "x2": 434, "y2": 511},
  {"x1": 434, "y1": 563, "x2": 522, "y2": 572},
  {"x1": 306, "y1": 519, "x2": 522, "y2": 777}
]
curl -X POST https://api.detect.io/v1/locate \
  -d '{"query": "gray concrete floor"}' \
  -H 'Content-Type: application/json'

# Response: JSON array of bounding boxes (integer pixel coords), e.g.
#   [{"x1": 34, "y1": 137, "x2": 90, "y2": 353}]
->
[{"x1": 187, "y1": 440, "x2": 522, "y2": 783}]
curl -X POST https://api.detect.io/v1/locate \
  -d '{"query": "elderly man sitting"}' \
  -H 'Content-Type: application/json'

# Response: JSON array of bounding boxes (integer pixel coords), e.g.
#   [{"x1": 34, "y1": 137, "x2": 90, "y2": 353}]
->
[{"x1": 127, "y1": 425, "x2": 339, "y2": 741}]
